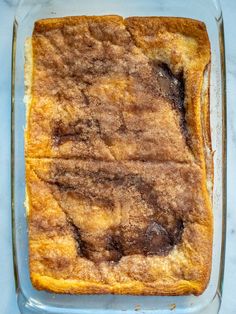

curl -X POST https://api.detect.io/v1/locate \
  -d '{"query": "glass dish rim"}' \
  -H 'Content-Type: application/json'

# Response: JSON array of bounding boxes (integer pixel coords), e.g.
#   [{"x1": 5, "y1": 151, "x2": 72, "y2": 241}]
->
[{"x1": 11, "y1": 0, "x2": 227, "y2": 313}]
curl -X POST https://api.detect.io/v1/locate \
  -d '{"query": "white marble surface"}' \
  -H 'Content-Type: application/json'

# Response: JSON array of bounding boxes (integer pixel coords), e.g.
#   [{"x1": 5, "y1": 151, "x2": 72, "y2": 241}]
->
[
  {"x1": 0, "y1": 0, "x2": 235, "y2": 313},
  {"x1": 220, "y1": 1, "x2": 236, "y2": 313}
]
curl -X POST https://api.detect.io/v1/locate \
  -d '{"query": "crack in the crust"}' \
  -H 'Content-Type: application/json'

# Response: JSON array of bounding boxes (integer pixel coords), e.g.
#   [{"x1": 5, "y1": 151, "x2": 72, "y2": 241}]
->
[
  {"x1": 26, "y1": 156, "x2": 193, "y2": 166},
  {"x1": 125, "y1": 26, "x2": 138, "y2": 47}
]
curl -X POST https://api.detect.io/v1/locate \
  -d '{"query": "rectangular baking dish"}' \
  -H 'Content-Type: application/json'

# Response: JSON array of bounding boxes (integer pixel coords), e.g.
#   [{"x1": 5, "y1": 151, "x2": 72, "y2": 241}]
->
[{"x1": 11, "y1": 0, "x2": 226, "y2": 313}]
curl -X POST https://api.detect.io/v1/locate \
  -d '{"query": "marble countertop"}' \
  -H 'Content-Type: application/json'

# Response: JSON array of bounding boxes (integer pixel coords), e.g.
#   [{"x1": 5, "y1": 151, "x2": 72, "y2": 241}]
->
[{"x1": 0, "y1": 0, "x2": 235, "y2": 313}]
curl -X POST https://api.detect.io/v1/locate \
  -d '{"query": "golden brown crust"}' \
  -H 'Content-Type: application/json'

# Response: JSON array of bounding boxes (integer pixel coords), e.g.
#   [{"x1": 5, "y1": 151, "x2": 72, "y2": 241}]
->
[{"x1": 25, "y1": 16, "x2": 213, "y2": 296}]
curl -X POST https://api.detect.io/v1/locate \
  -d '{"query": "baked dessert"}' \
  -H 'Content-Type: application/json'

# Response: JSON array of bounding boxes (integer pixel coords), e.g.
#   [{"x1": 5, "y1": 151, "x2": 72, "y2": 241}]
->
[{"x1": 25, "y1": 16, "x2": 213, "y2": 296}]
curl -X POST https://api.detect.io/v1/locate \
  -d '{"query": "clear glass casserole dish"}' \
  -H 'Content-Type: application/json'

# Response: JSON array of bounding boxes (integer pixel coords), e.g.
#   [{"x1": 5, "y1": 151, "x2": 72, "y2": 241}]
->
[{"x1": 11, "y1": 0, "x2": 226, "y2": 313}]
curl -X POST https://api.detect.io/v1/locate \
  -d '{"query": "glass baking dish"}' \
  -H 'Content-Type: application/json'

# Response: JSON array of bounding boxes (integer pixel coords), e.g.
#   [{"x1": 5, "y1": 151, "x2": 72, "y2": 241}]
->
[{"x1": 11, "y1": 0, "x2": 226, "y2": 313}]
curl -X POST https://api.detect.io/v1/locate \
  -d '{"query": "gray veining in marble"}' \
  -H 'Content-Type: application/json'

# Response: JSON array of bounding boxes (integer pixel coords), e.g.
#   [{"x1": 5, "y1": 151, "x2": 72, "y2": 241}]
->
[{"x1": 0, "y1": 0, "x2": 235, "y2": 313}]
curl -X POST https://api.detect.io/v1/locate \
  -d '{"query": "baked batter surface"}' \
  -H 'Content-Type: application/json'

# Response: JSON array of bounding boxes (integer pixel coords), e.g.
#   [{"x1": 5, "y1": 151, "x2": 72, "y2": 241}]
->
[{"x1": 25, "y1": 16, "x2": 213, "y2": 295}]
